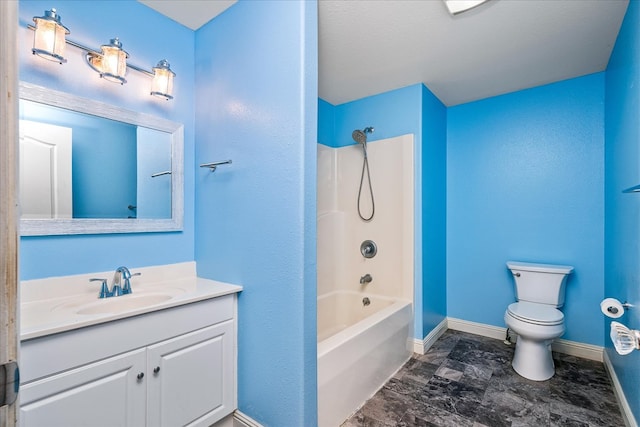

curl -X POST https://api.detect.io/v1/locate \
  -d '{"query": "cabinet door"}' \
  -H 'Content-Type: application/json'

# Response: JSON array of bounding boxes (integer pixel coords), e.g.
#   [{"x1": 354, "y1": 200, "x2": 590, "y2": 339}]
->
[
  {"x1": 147, "y1": 320, "x2": 235, "y2": 427},
  {"x1": 20, "y1": 349, "x2": 146, "y2": 427}
]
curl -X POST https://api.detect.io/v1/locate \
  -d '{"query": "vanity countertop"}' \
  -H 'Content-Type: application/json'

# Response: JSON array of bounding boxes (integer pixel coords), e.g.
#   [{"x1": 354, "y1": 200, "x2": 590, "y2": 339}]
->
[{"x1": 20, "y1": 262, "x2": 242, "y2": 341}]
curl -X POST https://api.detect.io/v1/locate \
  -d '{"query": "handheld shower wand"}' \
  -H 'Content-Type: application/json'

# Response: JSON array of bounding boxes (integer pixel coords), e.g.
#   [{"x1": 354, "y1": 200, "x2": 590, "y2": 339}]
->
[{"x1": 352, "y1": 127, "x2": 375, "y2": 221}]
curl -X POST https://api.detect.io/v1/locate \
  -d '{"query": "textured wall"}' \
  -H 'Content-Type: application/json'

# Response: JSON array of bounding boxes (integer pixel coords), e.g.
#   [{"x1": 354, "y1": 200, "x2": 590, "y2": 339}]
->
[
  {"x1": 421, "y1": 84, "x2": 448, "y2": 336},
  {"x1": 447, "y1": 73, "x2": 606, "y2": 345},
  {"x1": 193, "y1": 1, "x2": 318, "y2": 425},
  {"x1": 604, "y1": 0, "x2": 640, "y2": 420}
]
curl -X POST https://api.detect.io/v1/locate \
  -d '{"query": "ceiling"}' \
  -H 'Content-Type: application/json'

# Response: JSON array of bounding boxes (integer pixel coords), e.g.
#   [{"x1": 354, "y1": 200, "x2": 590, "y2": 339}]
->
[
  {"x1": 139, "y1": 0, "x2": 629, "y2": 106},
  {"x1": 138, "y1": 0, "x2": 237, "y2": 31}
]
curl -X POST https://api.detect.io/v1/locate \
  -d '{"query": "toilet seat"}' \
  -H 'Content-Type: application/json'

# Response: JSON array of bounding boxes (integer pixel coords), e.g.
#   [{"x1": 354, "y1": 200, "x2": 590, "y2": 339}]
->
[{"x1": 507, "y1": 302, "x2": 563, "y2": 326}]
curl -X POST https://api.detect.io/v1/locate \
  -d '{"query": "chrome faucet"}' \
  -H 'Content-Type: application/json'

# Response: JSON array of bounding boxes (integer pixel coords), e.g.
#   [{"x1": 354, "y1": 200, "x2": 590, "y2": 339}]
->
[
  {"x1": 360, "y1": 274, "x2": 373, "y2": 285},
  {"x1": 89, "y1": 267, "x2": 141, "y2": 298},
  {"x1": 113, "y1": 266, "x2": 141, "y2": 296},
  {"x1": 111, "y1": 267, "x2": 127, "y2": 297}
]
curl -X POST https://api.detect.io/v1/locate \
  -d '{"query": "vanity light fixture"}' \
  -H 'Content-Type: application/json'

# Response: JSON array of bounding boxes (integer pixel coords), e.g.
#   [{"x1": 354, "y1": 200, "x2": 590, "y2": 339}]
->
[
  {"x1": 31, "y1": 8, "x2": 70, "y2": 63},
  {"x1": 29, "y1": 8, "x2": 176, "y2": 99},
  {"x1": 87, "y1": 38, "x2": 129, "y2": 85},
  {"x1": 150, "y1": 59, "x2": 176, "y2": 100}
]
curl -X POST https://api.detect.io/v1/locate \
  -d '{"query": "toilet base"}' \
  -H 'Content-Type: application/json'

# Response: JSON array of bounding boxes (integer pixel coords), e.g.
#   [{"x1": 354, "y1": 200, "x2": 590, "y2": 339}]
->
[{"x1": 512, "y1": 336, "x2": 555, "y2": 381}]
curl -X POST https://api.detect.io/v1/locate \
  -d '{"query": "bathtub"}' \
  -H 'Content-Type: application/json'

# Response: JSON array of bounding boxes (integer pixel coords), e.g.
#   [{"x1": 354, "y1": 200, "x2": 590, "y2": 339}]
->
[{"x1": 317, "y1": 291, "x2": 412, "y2": 427}]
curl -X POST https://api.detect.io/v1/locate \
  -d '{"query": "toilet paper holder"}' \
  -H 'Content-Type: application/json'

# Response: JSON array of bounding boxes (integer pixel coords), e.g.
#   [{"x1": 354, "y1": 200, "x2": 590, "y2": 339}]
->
[
  {"x1": 601, "y1": 297, "x2": 633, "y2": 317},
  {"x1": 607, "y1": 301, "x2": 632, "y2": 316},
  {"x1": 603, "y1": 298, "x2": 633, "y2": 314}
]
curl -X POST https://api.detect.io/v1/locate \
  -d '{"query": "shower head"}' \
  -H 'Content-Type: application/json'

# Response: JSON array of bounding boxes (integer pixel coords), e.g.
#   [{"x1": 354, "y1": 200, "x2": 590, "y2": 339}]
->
[
  {"x1": 352, "y1": 129, "x2": 367, "y2": 145},
  {"x1": 352, "y1": 127, "x2": 374, "y2": 145}
]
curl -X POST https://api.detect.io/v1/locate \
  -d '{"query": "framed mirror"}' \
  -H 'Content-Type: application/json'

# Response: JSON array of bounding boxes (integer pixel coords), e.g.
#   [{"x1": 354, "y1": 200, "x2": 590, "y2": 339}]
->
[{"x1": 18, "y1": 82, "x2": 184, "y2": 236}]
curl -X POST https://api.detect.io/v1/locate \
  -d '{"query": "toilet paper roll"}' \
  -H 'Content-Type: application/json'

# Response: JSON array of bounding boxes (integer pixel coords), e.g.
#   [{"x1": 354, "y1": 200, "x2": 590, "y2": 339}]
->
[{"x1": 601, "y1": 298, "x2": 624, "y2": 319}]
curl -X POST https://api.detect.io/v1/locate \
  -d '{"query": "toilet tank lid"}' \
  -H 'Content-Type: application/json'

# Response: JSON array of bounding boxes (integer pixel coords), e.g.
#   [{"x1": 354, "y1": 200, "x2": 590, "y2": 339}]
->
[{"x1": 507, "y1": 261, "x2": 574, "y2": 274}]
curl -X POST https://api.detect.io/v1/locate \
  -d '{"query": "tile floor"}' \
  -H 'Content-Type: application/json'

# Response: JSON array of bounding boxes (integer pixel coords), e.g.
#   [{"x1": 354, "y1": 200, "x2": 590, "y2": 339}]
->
[{"x1": 342, "y1": 330, "x2": 625, "y2": 427}]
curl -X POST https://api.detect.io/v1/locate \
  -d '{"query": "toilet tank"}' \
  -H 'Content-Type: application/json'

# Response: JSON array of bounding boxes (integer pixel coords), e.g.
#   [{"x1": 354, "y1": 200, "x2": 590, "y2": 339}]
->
[{"x1": 507, "y1": 261, "x2": 574, "y2": 307}]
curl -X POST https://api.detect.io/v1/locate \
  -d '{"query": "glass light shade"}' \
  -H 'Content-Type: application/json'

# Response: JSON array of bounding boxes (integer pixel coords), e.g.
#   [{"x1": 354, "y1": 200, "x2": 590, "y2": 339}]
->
[
  {"x1": 610, "y1": 321, "x2": 640, "y2": 355},
  {"x1": 151, "y1": 60, "x2": 176, "y2": 100},
  {"x1": 32, "y1": 9, "x2": 69, "y2": 63},
  {"x1": 99, "y1": 38, "x2": 128, "y2": 84}
]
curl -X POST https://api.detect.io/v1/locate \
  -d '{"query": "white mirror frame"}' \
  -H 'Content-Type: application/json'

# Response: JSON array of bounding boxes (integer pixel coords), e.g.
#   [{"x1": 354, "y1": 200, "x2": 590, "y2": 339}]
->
[{"x1": 19, "y1": 82, "x2": 184, "y2": 236}]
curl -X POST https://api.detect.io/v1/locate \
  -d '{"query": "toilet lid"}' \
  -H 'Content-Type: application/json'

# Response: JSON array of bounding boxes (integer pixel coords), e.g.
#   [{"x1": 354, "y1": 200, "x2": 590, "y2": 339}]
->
[{"x1": 507, "y1": 302, "x2": 564, "y2": 325}]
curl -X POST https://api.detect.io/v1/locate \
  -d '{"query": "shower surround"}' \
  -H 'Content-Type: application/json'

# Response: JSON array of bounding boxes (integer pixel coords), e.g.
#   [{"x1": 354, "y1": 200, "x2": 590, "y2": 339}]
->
[{"x1": 317, "y1": 134, "x2": 415, "y2": 427}]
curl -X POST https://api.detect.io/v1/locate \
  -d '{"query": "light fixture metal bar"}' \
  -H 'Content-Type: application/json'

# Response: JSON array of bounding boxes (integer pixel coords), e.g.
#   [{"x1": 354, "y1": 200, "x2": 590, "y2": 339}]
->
[
  {"x1": 65, "y1": 37, "x2": 100, "y2": 56},
  {"x1": 126, "y1": 62, "x2": 154, "y2": 78}
]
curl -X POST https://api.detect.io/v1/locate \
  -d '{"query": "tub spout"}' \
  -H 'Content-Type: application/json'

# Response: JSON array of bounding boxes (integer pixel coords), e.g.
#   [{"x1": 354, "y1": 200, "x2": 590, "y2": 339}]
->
[{"x1": 360, "y1": 274, "x2": 373, "y2": 285}]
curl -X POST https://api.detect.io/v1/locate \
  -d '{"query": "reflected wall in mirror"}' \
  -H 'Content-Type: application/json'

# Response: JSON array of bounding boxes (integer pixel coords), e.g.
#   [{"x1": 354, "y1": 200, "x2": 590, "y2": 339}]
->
[{"x1": 19, "y1": 82, "x2": 184, "y2": 236}]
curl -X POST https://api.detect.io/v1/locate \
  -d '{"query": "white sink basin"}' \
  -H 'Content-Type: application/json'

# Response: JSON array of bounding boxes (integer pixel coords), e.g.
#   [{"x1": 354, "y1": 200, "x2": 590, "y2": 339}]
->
[
  {"x1": 51, "y1": 289, "x2": 185, "y2": 316},
  {"x1": 20, "y1": 263, "x2": 244, "y2": 341},
  {"x1": 75, "y1": 294, "x2": 173, "y2": 315}
]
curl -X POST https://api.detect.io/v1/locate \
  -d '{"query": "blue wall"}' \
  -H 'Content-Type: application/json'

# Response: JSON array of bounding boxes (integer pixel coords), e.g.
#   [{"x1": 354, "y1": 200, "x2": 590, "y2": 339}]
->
[
  {"x1": 421, "y1": 85, "x2": 448, "y2": 336},
  {"x1": 318, "y1": 98, "x2": 334, "y2": 146},
  {"x1": 324, "y1": 70, "x2": 607, "y2": 351},
  {"x1": 447, "y1": 73, "x2": 606, "y2": 345},
  {"x1": 331, "y1": 84, "x2": 422, "y2": 147},
  {"x1": 605, "y1": 0, "x2": 640, "y2": 418},
  {"x1": 318, "y1": 83, "x2": 448, "y2": 341},
  {"x1": 19, "y1": 0, "x2": 195, "y2": 279},
  {"x1": 193, "y1": 1, "x2": 318, "y2": 426}
]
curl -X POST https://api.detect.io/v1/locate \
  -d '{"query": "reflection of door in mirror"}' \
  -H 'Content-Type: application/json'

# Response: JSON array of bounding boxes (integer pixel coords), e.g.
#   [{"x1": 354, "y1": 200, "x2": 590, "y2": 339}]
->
[{"x1": 19, "y1": 120, "x2": 72, "y2": 219}]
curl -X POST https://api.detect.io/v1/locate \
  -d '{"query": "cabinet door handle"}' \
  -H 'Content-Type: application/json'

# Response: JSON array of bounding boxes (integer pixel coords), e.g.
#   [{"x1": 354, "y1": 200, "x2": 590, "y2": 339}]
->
[
  {"x1": 153, "y1": 366, "x2": 160, "y2": 375},
  {"x1": 137, "y1": 372, "x2": 145, "y2": 381}
]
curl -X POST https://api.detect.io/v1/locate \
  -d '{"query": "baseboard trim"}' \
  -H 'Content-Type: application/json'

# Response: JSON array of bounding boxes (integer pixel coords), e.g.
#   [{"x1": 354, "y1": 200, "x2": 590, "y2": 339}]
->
[
  {"x1": 552, "y1": 338, "x2": 603, "y2": 362},
  {"x1": 234, "y1": 410, "x2": 265, "y2": 427},
  {"x1": 603, "y1": 350, "x2": 638, "y2": 427},
  {"x1": 413, "y1": 318, "x2": 448, "y2": 354},
  {"x1": 445, "y1": 317, "x2": 603, "y2": 361},
  {"x1": 447, "y1": 317, "x2": 507, "y2": 341}
]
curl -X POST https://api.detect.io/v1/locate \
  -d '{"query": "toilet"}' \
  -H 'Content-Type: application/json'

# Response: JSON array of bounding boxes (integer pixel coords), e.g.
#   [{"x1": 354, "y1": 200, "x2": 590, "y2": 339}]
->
[{"x1": 504, "y1": 261, "x2": 573, "y2": 381}]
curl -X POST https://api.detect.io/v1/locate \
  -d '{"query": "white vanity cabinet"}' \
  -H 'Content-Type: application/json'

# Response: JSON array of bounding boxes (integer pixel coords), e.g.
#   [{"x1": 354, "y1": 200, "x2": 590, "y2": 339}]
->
[
  {"x1": 20, "y1": 292, "x2": 238, "y2": 427},
  {"x1": 146, "y1": 320, "x2": 235, "y2": 426},
  {"x1": 20, "y1": 349, "x2": 147, "y2": 426}
]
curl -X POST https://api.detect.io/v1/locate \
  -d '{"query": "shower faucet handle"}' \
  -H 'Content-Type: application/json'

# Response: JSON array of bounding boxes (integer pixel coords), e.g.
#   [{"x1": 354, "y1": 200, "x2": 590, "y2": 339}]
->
[
  {"x1": 360, "y1": 274, "x2": 373, "y2": 285},
  {"x1": 360, "y1": 240, "x2": 377, "y2": 258}
]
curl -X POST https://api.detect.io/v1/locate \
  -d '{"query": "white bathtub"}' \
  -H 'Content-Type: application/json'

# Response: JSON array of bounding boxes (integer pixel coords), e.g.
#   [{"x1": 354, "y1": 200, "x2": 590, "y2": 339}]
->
[{"x1": 317, "y1": 291, "x2": 412, "y2": 427}]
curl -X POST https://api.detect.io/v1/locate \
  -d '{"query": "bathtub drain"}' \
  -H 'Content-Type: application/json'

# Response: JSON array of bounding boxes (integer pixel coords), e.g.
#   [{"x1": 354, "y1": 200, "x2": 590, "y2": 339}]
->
[{"x1": 362, "y1": 297, "x2": 371, "y2": 306}]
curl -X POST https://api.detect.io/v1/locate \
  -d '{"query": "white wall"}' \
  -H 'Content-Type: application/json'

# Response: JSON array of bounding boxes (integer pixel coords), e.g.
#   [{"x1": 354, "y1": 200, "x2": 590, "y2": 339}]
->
[{"x1": 317, "y1": 135, "x2": 414, "y2": 300}]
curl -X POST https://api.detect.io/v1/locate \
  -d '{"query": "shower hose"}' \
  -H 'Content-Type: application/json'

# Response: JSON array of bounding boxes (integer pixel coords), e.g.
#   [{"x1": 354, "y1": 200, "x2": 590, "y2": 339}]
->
[{"x1": 357, "y1": 142, "x2": 375, "y2": 221}]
